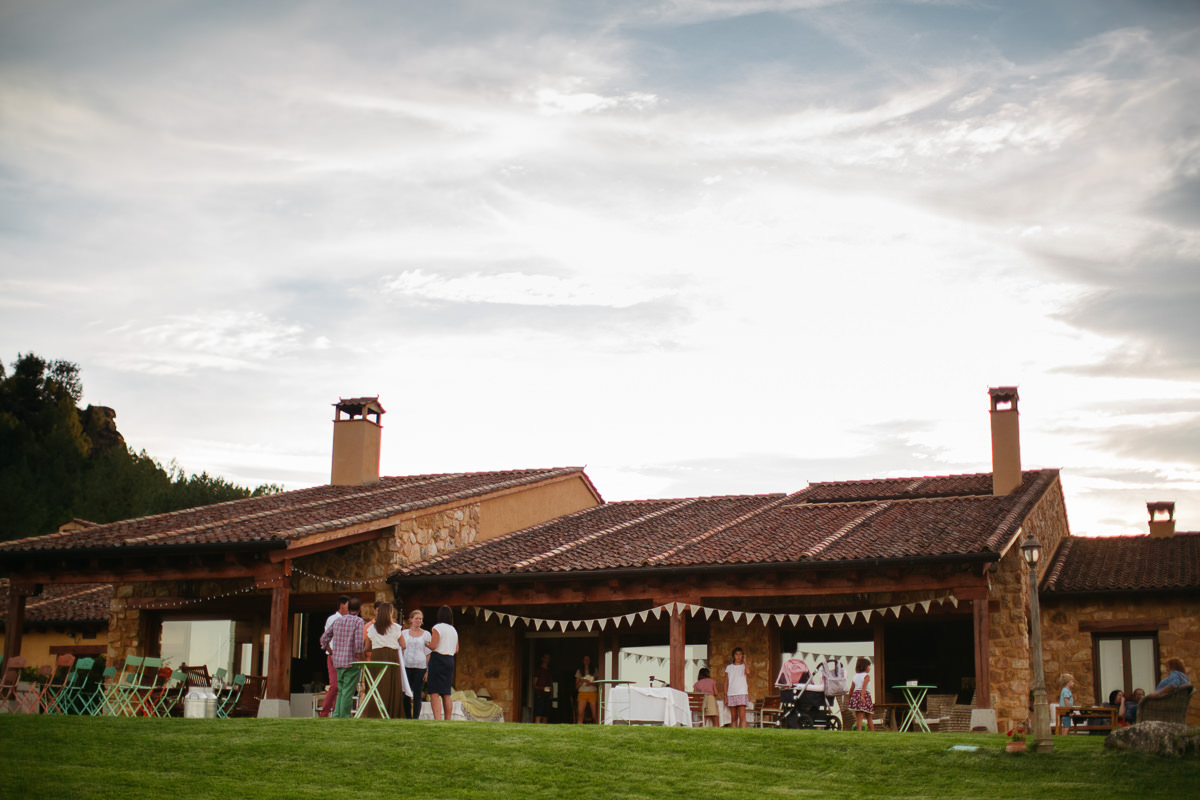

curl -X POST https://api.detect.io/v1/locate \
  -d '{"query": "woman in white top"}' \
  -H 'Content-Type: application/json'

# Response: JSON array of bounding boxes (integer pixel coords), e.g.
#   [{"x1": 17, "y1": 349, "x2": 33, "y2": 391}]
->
[
  {"x1": 361, "y1": 602, "x2": 404, "y2": 718},
  {"x1": 400, "y1": 609, "x2": 432, "y2": 719},
  {"x1": 428, "y1": 605, "x2": 459, "y2": 720}
]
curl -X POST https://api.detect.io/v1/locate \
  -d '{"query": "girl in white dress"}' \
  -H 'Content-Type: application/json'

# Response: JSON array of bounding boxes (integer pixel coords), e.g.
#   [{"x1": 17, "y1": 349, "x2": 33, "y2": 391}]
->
[{"x1": 724, "y1": 647, "x2": 751, "y2": 728}]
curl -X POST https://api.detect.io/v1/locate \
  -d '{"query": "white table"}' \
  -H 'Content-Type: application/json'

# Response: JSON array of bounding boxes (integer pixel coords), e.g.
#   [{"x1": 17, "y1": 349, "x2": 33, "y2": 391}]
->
[{"x1": 604, "y1": 685, "x2": 692, "y2": 726}]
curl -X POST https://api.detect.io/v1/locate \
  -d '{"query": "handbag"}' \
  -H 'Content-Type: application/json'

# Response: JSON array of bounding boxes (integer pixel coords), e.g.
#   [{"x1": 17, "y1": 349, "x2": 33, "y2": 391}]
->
[{"x1": 823, "y1": 661, "x2": 848, "y2": 697}]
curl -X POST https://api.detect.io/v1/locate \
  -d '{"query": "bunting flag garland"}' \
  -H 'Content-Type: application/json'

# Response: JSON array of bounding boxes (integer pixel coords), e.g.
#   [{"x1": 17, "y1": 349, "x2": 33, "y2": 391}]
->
[{"x1": 462, "y1": 592, "x2": 960, "y2": 633}]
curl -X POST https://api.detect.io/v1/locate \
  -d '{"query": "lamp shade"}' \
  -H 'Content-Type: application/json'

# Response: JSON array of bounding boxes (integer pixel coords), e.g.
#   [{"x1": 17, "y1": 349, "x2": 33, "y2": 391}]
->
[{"x1": 1020, "y1": 535, "x2": 1041, "y2": 566}]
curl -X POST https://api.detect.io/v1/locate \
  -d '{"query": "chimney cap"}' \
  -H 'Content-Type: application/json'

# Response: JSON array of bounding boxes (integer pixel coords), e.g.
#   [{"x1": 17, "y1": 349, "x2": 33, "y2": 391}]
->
[
  {"x1": 988, "y1": 386, "x2": 1019, "y2": 411},
  {"x1": 334, "y1": 396, "x2": 385, "y2": 422},
  {"x1": 1147, "y1": 501, "x2": 1175, "y2": 521}
]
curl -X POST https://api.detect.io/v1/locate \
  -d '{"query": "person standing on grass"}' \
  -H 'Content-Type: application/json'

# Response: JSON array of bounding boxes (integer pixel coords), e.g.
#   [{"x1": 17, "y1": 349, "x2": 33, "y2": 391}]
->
[
  {"x1": 319, "y1": 596, "x2": 364, "y2": 718},
  {"x1": 848, "y1": 657, "x2": 875, "y2": 731},
  {"x1": 428, "y1": 605, "x2": 459, "y2": 720},
  {"x1": 361, "y1": 601, "x2": 405, "y2": 719},
  {"x1": 318, "y1": 595, "x2": 350, "y2": 718},
  {"x1": 725, "y1": 647, "x2": 751, "y2": 728},
  {"x1": 401, "y1": 609, "x2": 432, "y2": 720}
]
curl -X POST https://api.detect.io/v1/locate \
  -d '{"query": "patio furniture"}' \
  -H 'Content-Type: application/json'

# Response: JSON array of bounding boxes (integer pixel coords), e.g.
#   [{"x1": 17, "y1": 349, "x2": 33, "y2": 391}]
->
[
  {"x1": 687, "y1": 692, "x2": 706, "y2": 726},
  {"x1": 180, "y1": 664, "x2": 214, "y2": 689},
  {"x1": 924, "y1": 694, "x2": 958, "y2": 731},
  {"x1": 756, "y1": 695, "x2": 782, "y2": 728},
  {"x1": 1137, "y1": 685, "x2": 1194, "y2": 724},
  {"x1": 1055, "y1": 705, "x2": 1115, "y2": 734},
  {"x1": 216, "y1": 674, "x2": 246, "y2": 718},
  {"x1": 0, "y1": 655, "x2": 27, "y2": 713},
  {"x1": 351, "y1": 661, "x2": 394, "y2": 719},
  {"x1": 57, "y1": 657, "x2": 95, "y2": 715},
  {"x1": 37, "y1": 654, "x2": 76, "y2": 714},
  {"x1": 230, "y1": 675, "x2": 266, "y2": 717},
  {"x1": 893, "y1": 684, "x2": 936, "y2": 732}
]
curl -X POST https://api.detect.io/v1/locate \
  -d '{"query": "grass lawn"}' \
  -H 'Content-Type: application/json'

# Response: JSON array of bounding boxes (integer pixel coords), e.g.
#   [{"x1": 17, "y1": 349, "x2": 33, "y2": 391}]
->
[{"x1": 2, "y1": 717, "x2": 1197, "y2": 800}]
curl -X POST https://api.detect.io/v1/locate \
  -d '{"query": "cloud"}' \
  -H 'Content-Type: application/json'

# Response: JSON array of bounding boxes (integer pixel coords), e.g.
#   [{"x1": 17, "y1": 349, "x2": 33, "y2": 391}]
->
[{"x1": 103, "y1": 311, "x2": 309, "y2": 375}]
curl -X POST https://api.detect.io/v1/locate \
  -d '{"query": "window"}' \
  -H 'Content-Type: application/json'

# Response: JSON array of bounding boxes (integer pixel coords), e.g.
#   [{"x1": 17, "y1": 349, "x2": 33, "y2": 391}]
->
[{"x1": 1092, "y1": 633, "x2": 1158, "y2": 703}]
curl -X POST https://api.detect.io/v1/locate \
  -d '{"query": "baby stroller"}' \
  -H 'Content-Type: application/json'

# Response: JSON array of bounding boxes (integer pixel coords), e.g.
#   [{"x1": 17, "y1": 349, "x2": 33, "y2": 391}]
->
[{"x1": 774, "y1": 658, "x2": 842, "y2": 730}]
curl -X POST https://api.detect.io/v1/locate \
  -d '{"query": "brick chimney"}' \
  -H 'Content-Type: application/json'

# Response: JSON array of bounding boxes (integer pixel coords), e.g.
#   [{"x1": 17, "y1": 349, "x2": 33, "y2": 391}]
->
[
  {"x1": 1147, "y1": 501, "x2": 1176, "y2": 538},
  {"x1": 331, "y1": 397, "x2": 385, "y2": 486},
  {"x1": 988, "y1": 386, "x2": 1021, "y2": 496}
]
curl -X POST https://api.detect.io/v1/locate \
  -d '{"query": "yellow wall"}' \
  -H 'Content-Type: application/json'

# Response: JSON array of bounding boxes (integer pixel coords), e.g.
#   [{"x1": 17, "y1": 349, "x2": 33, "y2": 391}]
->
[
  {"x1": 0, "y1": 630, "x2": 103, "y2": 668},
  {"x1": 477, "y1": 474, "x2": 602, "y2": 541}
]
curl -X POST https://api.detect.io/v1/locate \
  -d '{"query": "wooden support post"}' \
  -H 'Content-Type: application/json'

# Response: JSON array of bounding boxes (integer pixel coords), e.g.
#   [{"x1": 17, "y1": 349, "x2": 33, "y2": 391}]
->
[
  {"x1": 264, "y1": 563, "x2": 292, "y2": 703},
  {"x1": 973, "y1": 596, "x2": 992, "y2": 708},
  {"x1": 669, "y1": 604, "x2": 685, "y2": 690},
  {"x1": 4, "y1": 587, "x2": 27, "y2": 665}
]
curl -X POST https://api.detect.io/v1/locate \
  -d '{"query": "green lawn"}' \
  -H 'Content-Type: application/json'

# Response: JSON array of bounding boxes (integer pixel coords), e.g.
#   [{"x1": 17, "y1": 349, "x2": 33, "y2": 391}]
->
[{"x1": 1, "y1": 717, "x2": 1196, "y2": 799}]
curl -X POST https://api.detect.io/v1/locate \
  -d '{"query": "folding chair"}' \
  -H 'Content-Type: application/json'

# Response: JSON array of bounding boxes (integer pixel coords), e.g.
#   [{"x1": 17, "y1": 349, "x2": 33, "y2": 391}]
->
[
  {"x1": 38, "y1": 654, "x2": 76, "y2": 714},
  {"x1": 217, "y1": 674, "x2": 246, "y2": 718},
  {"x1": 87, "y1": 666, "x2": 118, "y2": 715},
  {"x1": 0, "y1": 656, "x2": 27, "y2": 713},
  {"x1": 129, "y1": 657, "x2": 164, "y2": 716},
  {"x1": 57, "y1": 657, "x2": 95, "y2": 715},
  {"x1": 100, "y1": 656, "x2": 146, "y2": 715}
]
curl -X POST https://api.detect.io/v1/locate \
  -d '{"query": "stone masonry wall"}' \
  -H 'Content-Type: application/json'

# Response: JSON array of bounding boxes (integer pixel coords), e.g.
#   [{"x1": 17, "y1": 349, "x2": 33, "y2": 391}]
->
[
  {"x1": 985, "y1": 478, "x2": 1072, "y2": 731},
  {"x1": 710, "y1": 618, "x2": 773, "y2": 706},
  {"x1": 1041, "y1": 594, "x2": 1200, "y2": 727},
  {"x1": 454, "y1": 615, "x2": 519, "y2": 721},
  {"x1": 107, "y1": 503, "x2": 484, "y2": 664}
]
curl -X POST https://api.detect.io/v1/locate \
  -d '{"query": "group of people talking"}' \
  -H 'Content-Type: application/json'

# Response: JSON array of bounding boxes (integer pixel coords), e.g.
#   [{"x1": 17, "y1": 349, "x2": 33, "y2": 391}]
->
[{"x1": 318, "y1": 596, "x2": 459, "y2": 719}]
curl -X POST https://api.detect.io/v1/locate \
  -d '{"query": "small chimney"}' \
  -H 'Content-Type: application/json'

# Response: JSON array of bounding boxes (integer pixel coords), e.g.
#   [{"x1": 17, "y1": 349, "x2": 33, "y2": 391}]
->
[
  {"x1": 331, "y1": 397, "x2": 385, "y2": 486},
  {"x1": 988, "y1": 386, "x2": 1022, "y2": 496},
  {"x1": 1147, "y1": 501, "x2": 1176, "y2": 538}
]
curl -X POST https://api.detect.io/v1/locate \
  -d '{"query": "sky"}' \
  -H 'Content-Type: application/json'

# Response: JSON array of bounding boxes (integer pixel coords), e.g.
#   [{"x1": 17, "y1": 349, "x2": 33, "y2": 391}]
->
[{"x1": 2, "y1": 0, "x2": 1198, "y2": 538}]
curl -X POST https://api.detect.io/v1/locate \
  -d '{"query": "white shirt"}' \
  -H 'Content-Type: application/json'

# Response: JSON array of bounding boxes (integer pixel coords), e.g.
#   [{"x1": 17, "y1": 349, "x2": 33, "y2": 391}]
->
[
  {"x1": 366, "y1": 621, "x2": 403, "y2": 652},
  {"x1": 432, "y1": 622, "x2": 458, "y2": 655},
  {"x1": 400, "y1": 629, "x2": 432, "y2": 668}
]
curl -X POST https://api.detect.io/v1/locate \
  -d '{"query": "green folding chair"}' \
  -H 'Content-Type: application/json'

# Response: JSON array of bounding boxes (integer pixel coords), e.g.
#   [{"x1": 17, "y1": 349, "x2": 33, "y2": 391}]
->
[
  {"x1": 129, "y1": 657, "x2": 163, "y2": 716},
  {"x1": 217, "y1": 674, "x2": 246, "y2": 718},
  {"x1": 57, "y1": 657, "x2": 95, "y2": 715},
  {"x1": 100, "y1": 656, "x2": 145, "y2": 716},
  {"x1": 87, "y1": 666, "x2": 118, "y2": 715}
]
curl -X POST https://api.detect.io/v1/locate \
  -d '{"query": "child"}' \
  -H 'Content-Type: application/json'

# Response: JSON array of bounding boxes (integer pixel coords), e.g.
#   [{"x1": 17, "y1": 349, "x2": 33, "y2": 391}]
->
[
  {"x1": 1058, "y1": 673, "x2": 1076, "y2": 729},
  {"x1": 848, "y1": 657, "x2": 874, "y2": 731},
  {"x1": 693, "y1": 667, "x2": 720, "y2": 727},
  {"x1": 725, "y1": 648, "x2": 751, "y2": 728}
]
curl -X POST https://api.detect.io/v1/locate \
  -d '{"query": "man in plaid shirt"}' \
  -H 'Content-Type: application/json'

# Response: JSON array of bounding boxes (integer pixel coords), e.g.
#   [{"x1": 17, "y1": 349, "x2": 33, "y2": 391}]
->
[{"x1": 319, "y1": 596, "x2": 364, "y2": 718}]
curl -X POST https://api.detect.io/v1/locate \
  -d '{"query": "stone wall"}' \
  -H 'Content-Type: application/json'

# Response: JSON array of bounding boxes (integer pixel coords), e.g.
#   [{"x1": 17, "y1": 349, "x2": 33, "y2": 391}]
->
[
  {"x1": 105, "y1": 504, "x2": 484, "y2": 664},
  {"x1": 454, "y1": 616, "x2": 519, "y2": 721},
  {"x1": 984, "y1": 478, "x2": 1072, "y2": 730},
  {"x1": 1040, "y1": 594, "x2": 1200, "y2": 727},
  {"x1": 709, "y1": 618, "x2": 773, "y2": 705}
]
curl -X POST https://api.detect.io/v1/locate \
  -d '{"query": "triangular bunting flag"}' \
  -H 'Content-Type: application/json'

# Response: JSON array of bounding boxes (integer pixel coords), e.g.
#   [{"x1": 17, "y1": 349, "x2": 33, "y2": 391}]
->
[
  {"x1": 920, "y1": 600, "x2": 931, "y2": 613},
  {"x1": 638, "y1": 610, "x2": 649, "y2": 623},
  {"x1": 806, "y1": 614, "x2": 816, "y2": 626},
  {"x1": 819, "y1": 614, "x2": 831, "y2": 627},
  {"x1": 483, "y1": 609, "x2": 493, "y2": 622},
  {"x1": 833, "y1": 613, "x2": 845, "y2": 626},
  {"x1": 788, "y1": 614, "x2": 800, "y2": 626},
  {"x1": 905, "y1": 603, "x2": 917, "y2": 613}
]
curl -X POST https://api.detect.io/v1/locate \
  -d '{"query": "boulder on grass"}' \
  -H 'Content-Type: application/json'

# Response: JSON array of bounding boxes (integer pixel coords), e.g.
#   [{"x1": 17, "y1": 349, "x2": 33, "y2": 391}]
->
[{"x1": 1104, "y1": 721, "x2": 1200, "y2": 758}]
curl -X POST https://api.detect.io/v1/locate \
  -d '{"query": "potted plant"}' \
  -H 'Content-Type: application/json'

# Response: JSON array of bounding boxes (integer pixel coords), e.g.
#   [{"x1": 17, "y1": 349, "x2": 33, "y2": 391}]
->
[{"x1": 1006, "y1": 721, "x2": 1028, "y2": 752}]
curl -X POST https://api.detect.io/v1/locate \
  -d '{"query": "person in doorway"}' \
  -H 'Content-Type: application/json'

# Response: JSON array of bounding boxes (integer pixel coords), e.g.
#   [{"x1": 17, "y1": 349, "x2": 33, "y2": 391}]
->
[
  {"x1": 848, "y1": 657, "x2": 875, "y2": 731},
  {"x1": 361, "y1": 602, "x2": 405, "y2": 718},
  {"x1": 724, "y1": 647, "x2": 751, "y2": 728},
  {"x1": 318, "y1": 596, "x2": 364, "y2": 718},
  {"x1": 533, "y1": 653, "x2": 553, "y2": 723},
  {"x1": 427, "y1": 605, "x2": 459, "y2": 720},
  {"x1": 318, "y1": 595, "x2": 350, "y2": 718},
  {"x1": 575, "y1": 655, "x2": 598, "y2": 724},
  {"x1": 693, "y1": 667, "x2": 720, "y2": 727},
  {"x1": 400, "y1": 609, "x2": 431, "y2": 720}
]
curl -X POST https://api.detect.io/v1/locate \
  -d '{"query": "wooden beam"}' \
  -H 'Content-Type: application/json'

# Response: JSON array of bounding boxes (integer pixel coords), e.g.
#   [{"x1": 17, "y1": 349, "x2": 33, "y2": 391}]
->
[
  {"x1": 271, "y1": 529, "x2": 385, "y2": 562},
  {"x1": 1079, "y1": 619, "x2": 1168, "y2": 633},
  {"x1": 266, "y1": 562, "x2": 292, "y2": 703},
  {"x1": 669, "y1": 605, "x2": 685, "y2": 690},
  {"x1": 973, "y1": 596, "x2": 991, "y2": 709}
]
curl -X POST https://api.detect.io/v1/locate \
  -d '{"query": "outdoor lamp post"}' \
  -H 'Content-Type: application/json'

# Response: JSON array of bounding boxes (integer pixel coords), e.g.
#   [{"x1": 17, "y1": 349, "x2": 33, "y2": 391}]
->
[{"x1": 1021, "y1": 533, "x2": 1054, "y2": 753}]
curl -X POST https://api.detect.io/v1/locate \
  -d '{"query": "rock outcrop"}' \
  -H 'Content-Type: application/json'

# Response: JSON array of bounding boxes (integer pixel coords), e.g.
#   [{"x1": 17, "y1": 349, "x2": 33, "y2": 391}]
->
[{"x1": 1104, "y1": 721, "x2": 1200, "y2": 757}]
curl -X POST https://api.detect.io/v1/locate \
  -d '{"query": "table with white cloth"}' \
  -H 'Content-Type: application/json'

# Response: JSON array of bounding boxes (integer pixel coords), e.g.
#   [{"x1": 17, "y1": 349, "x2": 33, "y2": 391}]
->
[{"x1": 603, "y1": 685, "x2": 692, "y2": 726}]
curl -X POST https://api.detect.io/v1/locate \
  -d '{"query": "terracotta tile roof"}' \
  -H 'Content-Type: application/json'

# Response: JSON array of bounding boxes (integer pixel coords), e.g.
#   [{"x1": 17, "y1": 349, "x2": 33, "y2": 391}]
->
[
  {"x1": 0, "y1": 580, "x2": 111, "y2": 626},
  {"x1": 398, "y1": 470, "x2": 1060, "y2": 580},
  {"x1": 0, "y1": 468, "x2": 593, "y2": 556},
  {"x1": 1041, "y1": 532, "x2": 1200, "y2": 594}
]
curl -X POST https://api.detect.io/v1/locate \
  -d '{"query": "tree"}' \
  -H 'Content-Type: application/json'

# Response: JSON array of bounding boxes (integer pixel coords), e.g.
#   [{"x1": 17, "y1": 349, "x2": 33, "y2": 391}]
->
[{"x1": 0, "y1": 353, "x2": 280, "y2": 541}]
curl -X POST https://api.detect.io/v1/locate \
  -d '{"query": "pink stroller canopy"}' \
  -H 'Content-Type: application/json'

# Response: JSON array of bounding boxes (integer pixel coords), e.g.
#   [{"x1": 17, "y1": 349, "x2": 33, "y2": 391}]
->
[{"x1": 775, "y1": 658, "x2": 810, "y2": 687}]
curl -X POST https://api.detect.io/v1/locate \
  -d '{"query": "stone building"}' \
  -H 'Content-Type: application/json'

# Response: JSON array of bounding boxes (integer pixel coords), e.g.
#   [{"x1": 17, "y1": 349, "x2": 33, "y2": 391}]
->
[{"x1": 1, "y1": 390, "x2": 1195, "y2": 728}]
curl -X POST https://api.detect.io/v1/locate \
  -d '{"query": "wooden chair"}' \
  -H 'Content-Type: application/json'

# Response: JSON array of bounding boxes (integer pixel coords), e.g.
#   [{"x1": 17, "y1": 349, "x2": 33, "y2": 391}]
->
[
  {"x1": 687, "y1": 692, "x2": 706, "y2": 727},
  {"x1": 1137, "y1": 685, "x2": 1194, "y2": 724},
  {"x1": 180, "y1": 664, "x2": 214, "y2": 689},
  {"x1": 757, "y1": 695, "x2": 783, "y2": 728},
  {"x1": 231, "y1": 675, "x2": 266, "y2": 717},
  {"x1": 0, "y1": 656, "x2": 28, "y2": 713}
]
